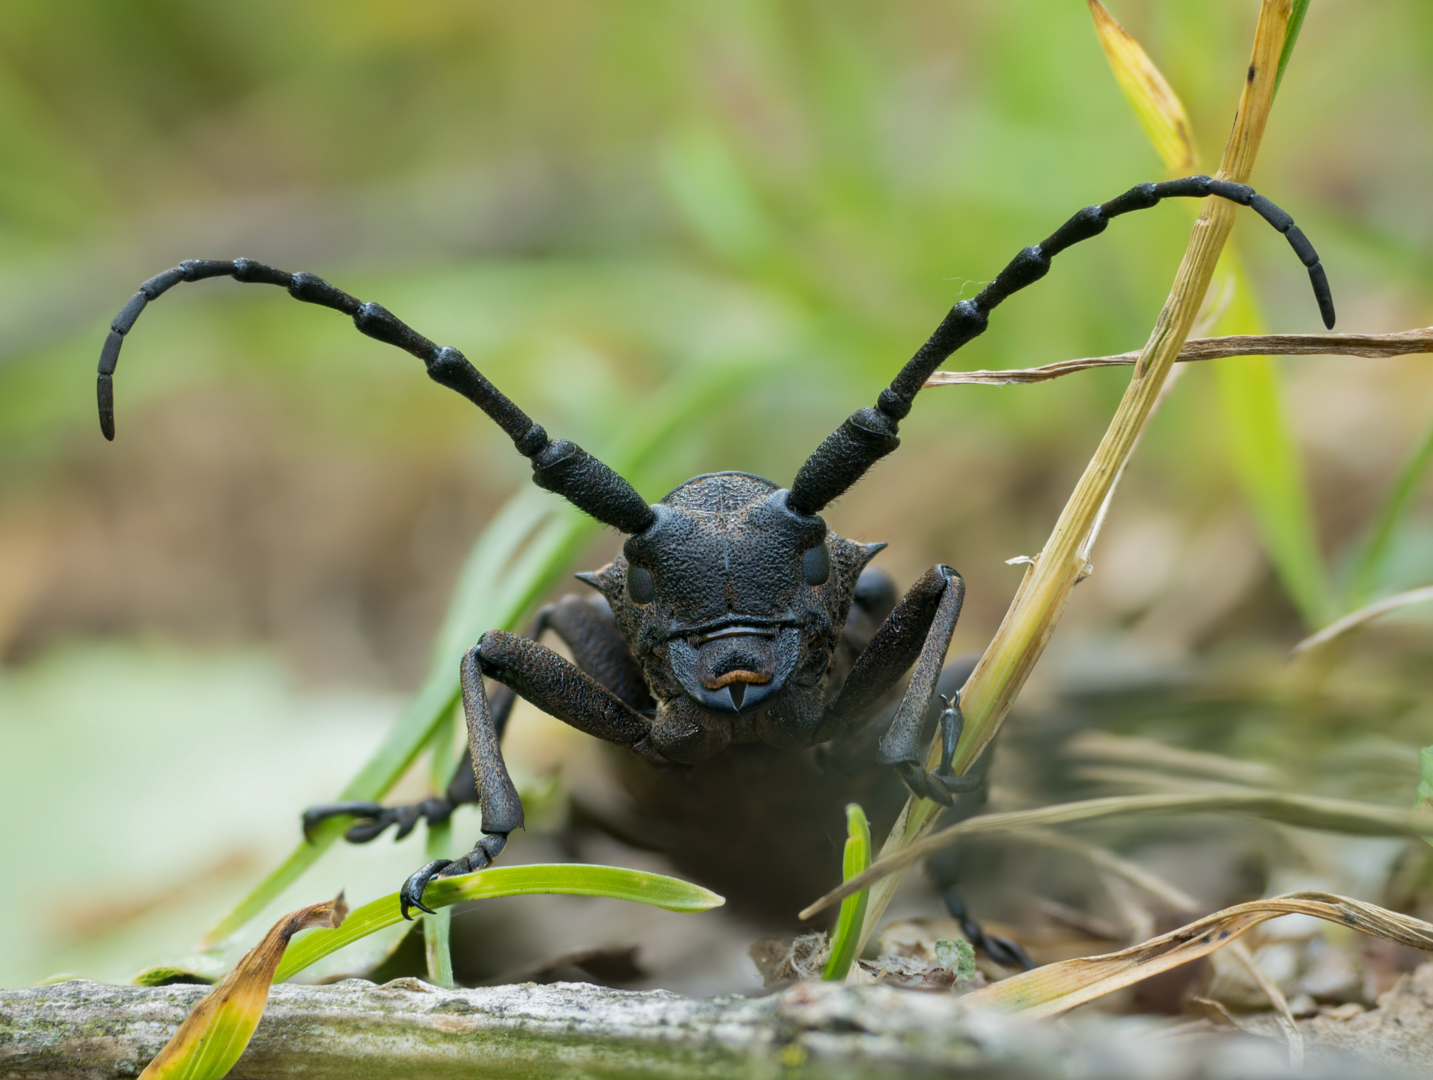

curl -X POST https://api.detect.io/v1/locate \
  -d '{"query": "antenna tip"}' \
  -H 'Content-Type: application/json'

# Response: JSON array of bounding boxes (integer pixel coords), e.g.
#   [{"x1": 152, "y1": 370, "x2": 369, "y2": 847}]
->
[{"x1": 98, "y1": 374, "x2": 115, "y2": 440}]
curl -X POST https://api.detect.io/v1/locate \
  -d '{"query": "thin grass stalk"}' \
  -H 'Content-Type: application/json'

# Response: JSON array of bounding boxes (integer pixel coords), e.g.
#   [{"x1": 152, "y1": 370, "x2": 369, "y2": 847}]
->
[
  {"x1": 854, "y1": 1, "x2": 1298, "y2": 950},
  {"x1": 422, "y1": 710, "x2": 457, "y2": 988},
  {"x1": 924, "y1": 327, "x2": 1433, "y2": 386},
  {"x1": 1289, "y1": 585, "x2": 1433, "y2": 657}
]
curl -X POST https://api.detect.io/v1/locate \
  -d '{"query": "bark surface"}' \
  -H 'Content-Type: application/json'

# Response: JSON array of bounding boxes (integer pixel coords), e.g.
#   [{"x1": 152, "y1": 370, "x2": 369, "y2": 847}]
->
[{"x1": 0, "y1": 975, "x2": 1407, "y2": 1079}]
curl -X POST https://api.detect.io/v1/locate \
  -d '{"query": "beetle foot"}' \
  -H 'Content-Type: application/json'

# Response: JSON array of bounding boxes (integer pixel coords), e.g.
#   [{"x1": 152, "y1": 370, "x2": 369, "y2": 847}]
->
[
  {"x1": 894, "y1": 761, "x2": 955, "y2": 806},
  {"x1": 931, "y1": 766, "x2": 985, "y2": 796},
  {"x1": 302, "y1": 796, "x2": 454, "y2": 844},
  {"x1": 399, "y1": 859, "x2": 453, "y2": 919},
  {"x1": 398, "y1": 832, "x2": 509, "y2": 920},
  {"x1": 893, "y1": 760, "x2": 984, "y2": 806},
  {"x1": 942, "y1": 888, "x2": 1034, "y2": 971},
  {"x1": 898, "y1": 693, "x2": 985, "y2": 804}
]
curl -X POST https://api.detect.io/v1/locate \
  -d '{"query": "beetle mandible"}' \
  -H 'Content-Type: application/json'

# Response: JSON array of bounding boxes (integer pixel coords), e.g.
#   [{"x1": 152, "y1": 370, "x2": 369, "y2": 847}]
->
[{"x1": 96, "y1": 175, "x2": 1334, "y2": 925}]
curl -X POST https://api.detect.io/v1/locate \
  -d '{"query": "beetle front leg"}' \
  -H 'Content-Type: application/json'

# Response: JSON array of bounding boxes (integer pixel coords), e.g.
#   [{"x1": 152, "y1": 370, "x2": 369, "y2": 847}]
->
[
  {"x1": 876, "y1": 569, "x2": 972, "y2": 806},
  {"x1": 397, "y1": 645, "x2": 521, "y2": 918},
  {"x1": 400, "y1": 629, "x2": 656, "y2": 919},
  {"x1": 306, "y1": 594, "x2": 650, "y2": 849},
  {"x1": 816, "y1": 565, "x2": 971, "y2": 806}
]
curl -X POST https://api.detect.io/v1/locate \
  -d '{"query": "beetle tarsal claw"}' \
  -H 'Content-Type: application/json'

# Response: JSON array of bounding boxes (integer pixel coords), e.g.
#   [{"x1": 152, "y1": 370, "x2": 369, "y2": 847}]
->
[{"x1": 399, "y1": 859, "x2": 454, "y2": 920}]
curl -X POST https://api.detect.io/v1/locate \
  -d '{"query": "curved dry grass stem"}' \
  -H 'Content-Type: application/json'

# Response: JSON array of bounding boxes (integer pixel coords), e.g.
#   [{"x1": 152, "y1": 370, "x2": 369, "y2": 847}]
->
[
  {"x1": 802, "y1": 790, "x2": 1433, "y2": 920},
  {"x1": 1289, "y1": 584, "x2": 1433, "y2": 657},
  {"x1": 850, "y1": 2, "x2": 1311, "y2": 947},
  {"x1": 924, "y1": 327, "x2": 1433, "y2": 387}
]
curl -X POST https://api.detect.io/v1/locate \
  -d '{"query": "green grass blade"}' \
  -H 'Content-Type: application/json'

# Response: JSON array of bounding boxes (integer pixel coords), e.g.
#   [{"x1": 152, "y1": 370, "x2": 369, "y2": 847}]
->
[
  {"x1": 1344, "y1": 415, "x2": 1433, "y2": 610},
  {"x1": 274, "y1": 865, "x2": 724, "y2": 983},
  {"x1": 823, "y1": 804, "x2": 870, "y2": 982},
  {"x1": 1214, "y1": 355, "x2": 1331, "y2": 627},
  {"x1": 422, "y1": 822, "x2": 455, "y2": 988},
  {"x1": 1274, "y1": 0, "x2": 1313, "y2": 97},
  {"x1": 142, "y1": 897, "x2": 347, "y2": 1079},
  {"x1": 422, "y1": 714, "x2": 457, "y2": 988},
  {"x1": 143, "y1": 996, "x2": 255, "y2": 1080},
  {"x1": 1211, "y1": 255, "x2": 1332, "y2": 628}
]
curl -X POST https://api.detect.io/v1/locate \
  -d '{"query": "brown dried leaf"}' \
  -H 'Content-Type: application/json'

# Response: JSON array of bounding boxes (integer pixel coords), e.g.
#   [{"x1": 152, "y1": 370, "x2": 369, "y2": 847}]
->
[{"x1": 139, "y1": 894, "x2": 347, "y2": 1080}]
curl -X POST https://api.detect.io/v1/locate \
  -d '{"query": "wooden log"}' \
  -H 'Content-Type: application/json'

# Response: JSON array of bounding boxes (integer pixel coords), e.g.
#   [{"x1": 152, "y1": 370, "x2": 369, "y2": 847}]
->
[{"x1": 0, "y1": 974, "x2": 1396, "y2": 1079}]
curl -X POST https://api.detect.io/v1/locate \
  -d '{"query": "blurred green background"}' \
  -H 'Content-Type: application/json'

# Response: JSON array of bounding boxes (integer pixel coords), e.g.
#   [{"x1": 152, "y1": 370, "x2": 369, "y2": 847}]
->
[{"x1": 0, "y1": 0, "x2": 1430, "y2": 989}]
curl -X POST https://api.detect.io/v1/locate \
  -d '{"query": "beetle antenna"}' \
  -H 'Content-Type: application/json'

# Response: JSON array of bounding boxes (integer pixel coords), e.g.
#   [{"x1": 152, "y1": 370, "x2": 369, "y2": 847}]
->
[
  {"x1": 95, "y1": 259, "x2": 655, "y2": 534},
  {"x1": 788, "y1": 176, "x2": 1335, "y2": 515}
]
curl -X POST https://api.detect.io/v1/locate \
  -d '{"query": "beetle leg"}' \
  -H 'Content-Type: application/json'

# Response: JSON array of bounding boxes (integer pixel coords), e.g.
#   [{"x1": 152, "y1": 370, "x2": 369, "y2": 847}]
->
[
  {"x1": 873, "y1": 570, "x2": 975, "y2": 805},
  {"x1": 940, "y1": 888, "x2": 1034, "y2": 971},
  {"x1": 400, "y1": 628, "x2": 658, "y2": 920},
  {"x1": 299, "y1": 678, "x2": 517, "y2": 846},
  {"x1": 301, "y1": 796, "x2": 458, "y2": 845},
  {"x1": 812, "y1": 564, "x2": 981, "y2": 803},
  {"x1": 815, "y1": 566, "x2": 962, "y2": 741},
  {"x1": 930, "y1": 695, "x2": 984, "y2": 797},
  {"x1": 303, "y1": 595, "x2": 652, "y2": 851}
]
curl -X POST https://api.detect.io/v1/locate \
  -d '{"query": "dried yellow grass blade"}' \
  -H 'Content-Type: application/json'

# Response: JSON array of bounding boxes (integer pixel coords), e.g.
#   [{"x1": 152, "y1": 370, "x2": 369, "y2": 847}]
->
[
  {"x1": 1087, "y1": 0, "x2": 1196, "y2": 171},
  {"x1": 960, "y1": 892, "x2": 1433, "y2": 1019},
  {"x1": 801, "y1": 791, "x2": 1433, "y2": 919},
  {"x1": 139, "y1": 894, "x2": 348, "y2": 1080},
  {"x1": 852, "y1": 0, "x2": 1297, "y2": 957}
]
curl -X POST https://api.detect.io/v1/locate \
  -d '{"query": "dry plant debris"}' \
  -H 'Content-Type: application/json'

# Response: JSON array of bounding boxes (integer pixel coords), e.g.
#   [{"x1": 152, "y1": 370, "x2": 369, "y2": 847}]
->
[{"x1": 137, "y1": 894, "x2": 347, "y2": 1080}]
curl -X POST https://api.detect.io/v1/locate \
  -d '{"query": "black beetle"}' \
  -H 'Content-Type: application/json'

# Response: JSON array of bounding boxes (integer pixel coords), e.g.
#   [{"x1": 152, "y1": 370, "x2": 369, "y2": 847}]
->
[{"x1": 96, "y1": 175, "x2": 1333, "y2": 930}]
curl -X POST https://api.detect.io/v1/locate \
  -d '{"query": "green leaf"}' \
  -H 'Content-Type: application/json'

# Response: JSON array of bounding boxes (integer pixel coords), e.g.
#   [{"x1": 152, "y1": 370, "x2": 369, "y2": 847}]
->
[
  {"x1": 1274, "y1": 0, "x2": 1313, "y2": 98},
  {"x1": 274, "y1": 865, "x2": 724, "y2": 983},
  {"x1": 422, "y1": 716, "x2": 456, "y2": 989},
  {"x1": 1343, "y1": 415, "x2": 1433, "y2": 610},
  {"x1": 823, "y1": 803, "x2": 871, "y2": 982}
]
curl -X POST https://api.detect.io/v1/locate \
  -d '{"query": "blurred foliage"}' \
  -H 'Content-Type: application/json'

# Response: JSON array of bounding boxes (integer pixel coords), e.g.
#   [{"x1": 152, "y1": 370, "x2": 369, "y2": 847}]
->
[
  {"x1": 1, "y1": 0, "x2": 1432, "y2": 992},
  {"x1": 1, "y1": 1, "x2": 1429, "y2": 630}
]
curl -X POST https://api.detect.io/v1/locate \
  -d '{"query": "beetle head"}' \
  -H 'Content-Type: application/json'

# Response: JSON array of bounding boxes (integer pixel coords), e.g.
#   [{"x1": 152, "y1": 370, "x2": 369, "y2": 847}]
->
[{"x1": 582, "y1": 473, "x2": 879, "y2": 726}]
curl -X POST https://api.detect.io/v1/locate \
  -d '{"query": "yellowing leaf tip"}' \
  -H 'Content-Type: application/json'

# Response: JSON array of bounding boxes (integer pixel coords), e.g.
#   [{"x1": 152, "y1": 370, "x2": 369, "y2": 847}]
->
[{"x1": 1087, "y1": 0, "x2": 1197, "y2": 172}]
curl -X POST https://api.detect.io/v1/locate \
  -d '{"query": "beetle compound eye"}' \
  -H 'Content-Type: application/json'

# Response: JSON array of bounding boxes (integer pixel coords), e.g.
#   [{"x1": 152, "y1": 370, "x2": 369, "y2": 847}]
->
[
  {"x1": 627, "y1": 566, "x2": 656, "y2": 603},
  {"x1": 802, "y1": 544, "x2": 831, "y2": 586}
]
